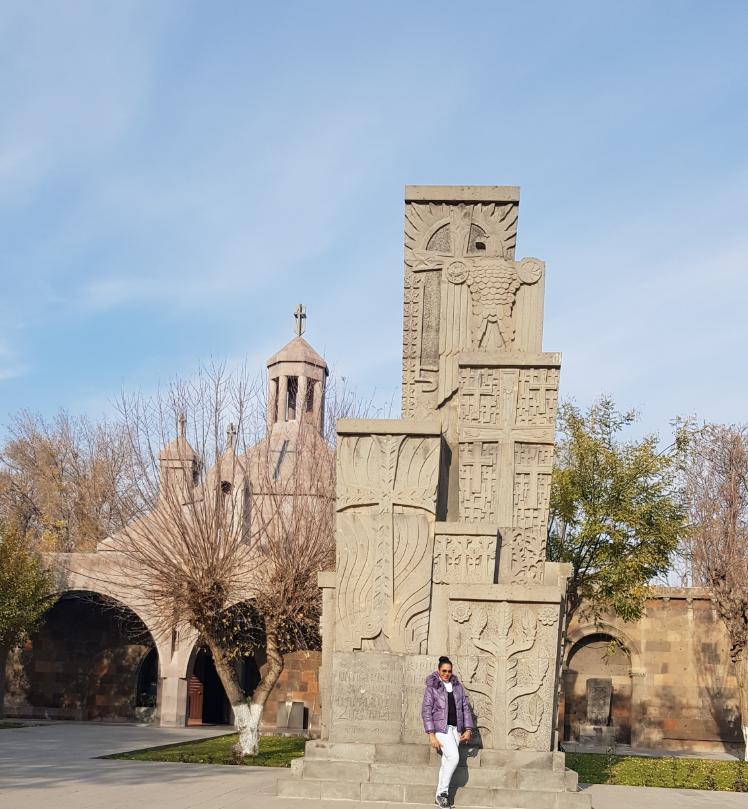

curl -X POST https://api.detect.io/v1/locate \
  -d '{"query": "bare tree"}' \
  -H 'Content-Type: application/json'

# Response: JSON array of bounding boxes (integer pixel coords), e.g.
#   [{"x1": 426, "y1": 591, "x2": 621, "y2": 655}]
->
[
  {"x1": 683, "y1": 423, "x2": 748, "y2": 758},
  {"x1": 238, "y1": 392, "x2": 337, "y2": 752},
  {"x1": 104, "y1": 364, "x2": 355, "y2": 754},
  {"x1": 0, "y1": 411, "x2": 135, "y2": 551}
]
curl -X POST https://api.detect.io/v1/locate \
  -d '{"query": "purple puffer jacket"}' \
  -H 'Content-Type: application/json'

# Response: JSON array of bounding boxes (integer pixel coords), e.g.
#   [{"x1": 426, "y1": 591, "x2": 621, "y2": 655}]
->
[{"x1": 421, "y1": 672, "x2": 474, "y2": 734}]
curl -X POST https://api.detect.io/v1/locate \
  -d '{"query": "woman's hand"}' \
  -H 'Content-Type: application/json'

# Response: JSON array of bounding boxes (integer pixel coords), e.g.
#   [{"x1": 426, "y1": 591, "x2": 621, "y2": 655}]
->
[
  {"x1": 459, "y1": 729, "x2": 472, "y2": 744},
  {"x1": 429, "y1": 733, "x2": 442, "y2": 750}
]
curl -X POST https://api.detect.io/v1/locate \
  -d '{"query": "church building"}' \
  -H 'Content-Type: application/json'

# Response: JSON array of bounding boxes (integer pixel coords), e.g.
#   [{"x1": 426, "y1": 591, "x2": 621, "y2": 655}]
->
[{"x1": 3, "y1": 317, "x2": 327, "y2": 733}]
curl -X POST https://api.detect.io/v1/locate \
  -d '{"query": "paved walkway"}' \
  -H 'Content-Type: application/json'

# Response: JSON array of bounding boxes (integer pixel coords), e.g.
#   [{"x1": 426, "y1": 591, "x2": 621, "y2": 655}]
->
[{"x1": 1, "y1": 723, "x2": 747, "y2": 809}]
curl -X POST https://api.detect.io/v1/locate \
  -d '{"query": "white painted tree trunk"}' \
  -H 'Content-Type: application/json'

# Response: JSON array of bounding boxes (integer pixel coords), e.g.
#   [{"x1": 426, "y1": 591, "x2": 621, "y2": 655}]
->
[
  {"x1": 232, "y1": 701, "x2": 263, "y2": 756},
  {"x1": 736, "y1": 657, "x2": 748, "y2": 762}
]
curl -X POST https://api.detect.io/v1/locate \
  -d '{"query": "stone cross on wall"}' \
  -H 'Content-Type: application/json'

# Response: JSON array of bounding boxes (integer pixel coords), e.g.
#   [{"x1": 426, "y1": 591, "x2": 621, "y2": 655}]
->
[{"x1": 294, "y1": 303, "x2": 306, "y2": 337}]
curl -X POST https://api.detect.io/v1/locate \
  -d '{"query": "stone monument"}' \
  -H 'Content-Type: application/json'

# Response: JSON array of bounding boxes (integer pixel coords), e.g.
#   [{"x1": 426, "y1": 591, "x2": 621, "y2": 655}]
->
[
  {"x1": 278, "y1": 186, "x2": 590, "y2": 807},
  {"x1": 577, "y1": 677, "x2": 616, "y2": 748}
]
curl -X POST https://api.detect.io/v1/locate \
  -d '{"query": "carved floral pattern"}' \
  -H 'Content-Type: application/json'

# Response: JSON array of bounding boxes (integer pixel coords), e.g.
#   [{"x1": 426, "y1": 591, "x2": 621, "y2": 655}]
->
[
  {"x1": 450, "y1": 604, "x2": 472, "y2": 623},
  {"x1": 448, "y1": 601, "x2": 558, "y2": 750}
]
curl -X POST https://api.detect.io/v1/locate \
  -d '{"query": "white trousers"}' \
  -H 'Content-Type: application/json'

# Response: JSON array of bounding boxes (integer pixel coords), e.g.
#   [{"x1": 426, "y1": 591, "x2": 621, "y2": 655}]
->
[{"x1": 435, "y1": 725, "x2": 460, "y2": 797}]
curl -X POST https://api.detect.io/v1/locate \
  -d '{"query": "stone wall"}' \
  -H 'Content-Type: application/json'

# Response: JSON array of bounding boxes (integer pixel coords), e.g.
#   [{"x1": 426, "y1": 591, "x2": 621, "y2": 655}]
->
[
  {"x1": 564, "y1": 587, "x2": 742, "y2": 753},
  {"x1": 262, "y1": 651, "x2": 321, "y2": 734},
  {"x1": 5, "y1": 595, "x2": 152, "y2": 721}
]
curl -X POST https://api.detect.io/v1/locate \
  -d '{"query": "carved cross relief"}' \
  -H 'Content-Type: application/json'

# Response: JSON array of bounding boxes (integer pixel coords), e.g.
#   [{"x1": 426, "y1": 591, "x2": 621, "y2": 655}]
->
[
  {"x1": 335, "y1": 433, "x2": 439, "y2": 654},
  {"x1": 458, "y1": 366, "x2": 556, "y2": 527}
]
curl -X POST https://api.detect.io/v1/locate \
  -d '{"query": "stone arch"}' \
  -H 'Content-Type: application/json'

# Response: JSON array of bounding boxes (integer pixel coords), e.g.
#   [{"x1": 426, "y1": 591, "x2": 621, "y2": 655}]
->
[
  {"x1": 565, "y1": 621, "x2": 643, "y2": 672},
  {"x1": 563, "y1": 626, "x2": 635, "y2": 746},
  {"x1": 4, "y1": 588, "x2": 160, "y2": 722}
]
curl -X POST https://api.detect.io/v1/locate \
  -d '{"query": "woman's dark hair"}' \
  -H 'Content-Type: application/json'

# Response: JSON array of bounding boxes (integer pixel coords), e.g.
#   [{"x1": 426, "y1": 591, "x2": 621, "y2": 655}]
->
[{"x1": 438, "y1": 656, "x2": 452, "y2": 668}]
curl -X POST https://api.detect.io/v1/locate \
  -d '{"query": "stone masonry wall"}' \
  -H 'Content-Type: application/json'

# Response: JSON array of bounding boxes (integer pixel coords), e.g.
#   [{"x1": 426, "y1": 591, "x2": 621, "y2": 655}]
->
[
  {"x1": 565, "y1": 587, "x2": 741, "y2": 752},
  {"x1": 262, "y1": 651, "x2": 321, "y2": 734},
  {"x1": 5, "y1": 596, "x2": 151, "y2": 721}
]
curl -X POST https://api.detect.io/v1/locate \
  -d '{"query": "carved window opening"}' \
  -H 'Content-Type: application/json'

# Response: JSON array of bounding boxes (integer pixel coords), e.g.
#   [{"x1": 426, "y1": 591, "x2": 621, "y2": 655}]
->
[
  {"x1": 427, "y1": 223, "x2": 451, "y2": 252},
  {"x1": 242, "y1": 482, "x2": 252, "y2": 543},
  {"x1": 468, "y1": 224, "x2": 487, "y2": 253},
  {"x1": 305, "y1": 380, "x2": 315, "y2": 413},
  {"x1": 220, "y1": 480, "x2": 232, "y2": 496},
  {"x1": 286, "y1": 376, "x2": 298, "y2": 420}
]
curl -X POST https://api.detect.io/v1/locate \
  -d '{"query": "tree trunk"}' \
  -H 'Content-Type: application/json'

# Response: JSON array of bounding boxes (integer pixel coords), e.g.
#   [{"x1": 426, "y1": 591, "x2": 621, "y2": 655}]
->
[
  {"x1": 0, "y1": 646, "x2": 8, "y2": 719},
  {"x1": 735, "y1": 656, "x2": 748, "y2": 761},
  {"x1": 201, "y1": 633, "x2": 257, "y2": 755},
  {"x1": 202, "y1": 629, "x2": 285, "y2": 757},
  {"x1": 241, "y1": 625, "x2": 285, "y2": 756}
]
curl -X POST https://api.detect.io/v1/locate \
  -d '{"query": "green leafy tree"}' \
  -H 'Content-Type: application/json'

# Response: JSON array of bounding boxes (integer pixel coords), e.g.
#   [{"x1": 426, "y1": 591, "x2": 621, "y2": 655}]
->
[
  {"x1": 548, "y1": 397, "x2": 687, "y2": 626},
  {"x1": 0, "y1": 522, "x2": 56, "y2": 717}
]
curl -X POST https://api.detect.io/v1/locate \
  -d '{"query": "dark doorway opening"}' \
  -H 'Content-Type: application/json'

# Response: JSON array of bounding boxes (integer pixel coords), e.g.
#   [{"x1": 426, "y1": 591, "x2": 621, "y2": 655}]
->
[
  {"x1": 136, "y1": 647, "x2": 158, "y2": 708},
  {"x1": 187, "y1": 648, "x2": 230, "y2": 725}
]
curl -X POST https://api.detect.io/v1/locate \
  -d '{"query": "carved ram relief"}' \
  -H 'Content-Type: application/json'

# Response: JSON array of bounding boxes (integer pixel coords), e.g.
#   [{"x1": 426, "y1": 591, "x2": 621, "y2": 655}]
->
[{"x1": 401, "y1": 200, "x2": 546, "y2": 417}]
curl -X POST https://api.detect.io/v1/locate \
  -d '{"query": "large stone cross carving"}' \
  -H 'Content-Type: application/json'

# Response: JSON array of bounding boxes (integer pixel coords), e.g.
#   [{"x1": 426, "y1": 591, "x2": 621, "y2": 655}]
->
[
  {"x1": 460, "y1": 368, "x2": 555, "y2": 525},
  {"x1": 335, "y1": 431, "x2": 440, "y2": 653},
  {"x1": 336, "y1": 435, "x2": 436, "y2": 515}
]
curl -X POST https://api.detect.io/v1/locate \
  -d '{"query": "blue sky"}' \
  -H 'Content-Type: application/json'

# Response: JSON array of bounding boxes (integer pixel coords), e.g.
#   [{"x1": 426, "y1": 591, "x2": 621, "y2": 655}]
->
[{"x1": 2, "y1": 1, "x2": 747, "y2": 440}]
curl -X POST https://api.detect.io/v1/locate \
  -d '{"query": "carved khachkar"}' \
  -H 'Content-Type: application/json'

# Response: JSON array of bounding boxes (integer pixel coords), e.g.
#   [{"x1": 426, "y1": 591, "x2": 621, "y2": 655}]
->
[
  {"x1": 335, "y1": 424, "x2": 440, "y2": 654},
  {"x1": 315, "y1": 187, "x2": 569, "y2": 762},
  {"x1": 449, "y1": 597, "x2": 562, "y2": 750}
]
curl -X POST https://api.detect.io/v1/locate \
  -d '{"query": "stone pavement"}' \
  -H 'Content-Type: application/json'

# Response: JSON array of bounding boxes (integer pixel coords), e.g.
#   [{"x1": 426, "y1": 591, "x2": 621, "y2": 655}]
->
[{"x1": 1, "y1": 723, "x2": 747, "y2": 809}]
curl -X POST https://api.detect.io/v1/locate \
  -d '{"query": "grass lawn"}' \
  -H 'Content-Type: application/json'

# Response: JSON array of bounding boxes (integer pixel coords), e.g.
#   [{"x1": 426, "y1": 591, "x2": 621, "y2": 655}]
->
[
  {"x1": 0, "y1": 722, "x2": 28, "y2": 729},
  {"x1": 107, "y1": 734, "x2": 305, "y2": 767},
  {"x1": 567, "y1": 752, "x2": 748, "y2": 792}
]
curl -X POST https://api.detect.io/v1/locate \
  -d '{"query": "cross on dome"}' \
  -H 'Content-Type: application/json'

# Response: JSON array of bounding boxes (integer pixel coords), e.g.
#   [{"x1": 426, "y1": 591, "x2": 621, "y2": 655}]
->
[{"x1": 294, "y1": 304, "x2": 306, "y2": 337}]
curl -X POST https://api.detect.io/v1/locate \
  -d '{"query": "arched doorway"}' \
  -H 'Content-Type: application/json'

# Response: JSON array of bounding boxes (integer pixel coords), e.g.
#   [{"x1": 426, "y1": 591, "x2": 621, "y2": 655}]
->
[
  {"x1": 186, "y1": 648, "x2": 230, "y2": 725},
  {"x1": 3, "y1": 590, "x2": 158, "y2": 722},
  {"x1": 564, "y1": 632, "x2": 632, "y2": 745}
]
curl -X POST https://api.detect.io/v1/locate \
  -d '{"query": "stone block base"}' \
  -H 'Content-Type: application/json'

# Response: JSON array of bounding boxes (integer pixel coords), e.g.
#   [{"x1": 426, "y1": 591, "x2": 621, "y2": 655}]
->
[
  {"x1": 577, "y1": 724, "x2": 616, "y2": 747},
  {"x1": 277, "y1": 741, "x2": 590, "y2": 808}
]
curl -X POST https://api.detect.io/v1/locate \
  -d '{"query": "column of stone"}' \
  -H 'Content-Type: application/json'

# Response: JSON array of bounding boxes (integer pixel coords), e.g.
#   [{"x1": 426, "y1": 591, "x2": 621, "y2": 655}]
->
[
  {"x1": 267, "y1": 377, "x2": 278, "y2": 428},
  {"x1": 297, "y1": 375, "x2": 308, "y2": 421},
  {"x1": 277, "y1": 375, "x2": 288, "y2": 423},
  {"x1": 313, "y1": 376, "x2": 325, "y2": 432}
]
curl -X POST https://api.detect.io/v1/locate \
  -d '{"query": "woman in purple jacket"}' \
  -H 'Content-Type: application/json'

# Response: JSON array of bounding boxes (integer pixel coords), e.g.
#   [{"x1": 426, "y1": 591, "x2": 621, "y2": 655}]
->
[{"x1": 421, "y1": 656, "x2": 474, "y2": 808}]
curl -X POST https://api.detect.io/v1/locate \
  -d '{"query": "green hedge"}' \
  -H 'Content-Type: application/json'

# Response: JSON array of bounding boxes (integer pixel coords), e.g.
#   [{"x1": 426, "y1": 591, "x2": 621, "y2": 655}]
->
[{"x1": 566, "y1": 752, "x2": 748, "y2": 792}]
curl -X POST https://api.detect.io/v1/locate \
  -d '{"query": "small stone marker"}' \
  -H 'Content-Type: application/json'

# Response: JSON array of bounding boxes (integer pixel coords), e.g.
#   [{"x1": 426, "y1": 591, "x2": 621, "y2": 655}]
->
[{"x1": 586, "y1": 677, "x2": 613, "y2": 726}]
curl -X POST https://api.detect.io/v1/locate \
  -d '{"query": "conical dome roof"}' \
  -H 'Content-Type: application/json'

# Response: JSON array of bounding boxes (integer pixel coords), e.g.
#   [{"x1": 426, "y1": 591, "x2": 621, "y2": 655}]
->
[
  {"x1": 266, "y1": 336, "x2": 328, "y2": 372},
  {"x1": 159, "y1": 415, "x2": 200, "y2": 462}
]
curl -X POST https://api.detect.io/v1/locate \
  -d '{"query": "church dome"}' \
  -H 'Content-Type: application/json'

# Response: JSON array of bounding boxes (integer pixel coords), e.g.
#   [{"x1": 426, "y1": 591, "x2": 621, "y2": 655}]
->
[{"x1": 266, "y1": 336, "x2": 328, "y2": 372}]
